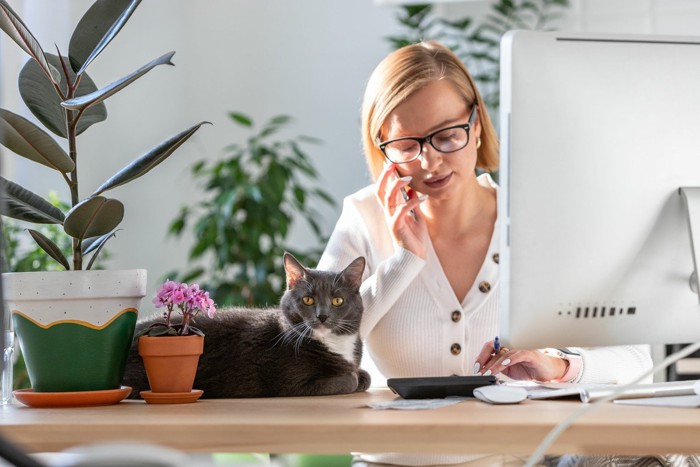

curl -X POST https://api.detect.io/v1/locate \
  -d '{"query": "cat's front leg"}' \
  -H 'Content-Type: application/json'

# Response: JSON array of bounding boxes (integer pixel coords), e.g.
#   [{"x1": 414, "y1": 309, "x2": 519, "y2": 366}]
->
[
  {"x1": 355, "y1": 369, "x2": 371, "y2": 392},
  {"x1": 304, "y1": 372, "x2": 359, "y2": 396}
]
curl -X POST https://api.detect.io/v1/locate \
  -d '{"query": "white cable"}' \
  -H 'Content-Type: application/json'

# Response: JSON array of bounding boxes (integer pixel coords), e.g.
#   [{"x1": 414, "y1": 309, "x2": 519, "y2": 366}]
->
[{"x1": 524, "y1": 341, "x2": 700, "y2": 467}]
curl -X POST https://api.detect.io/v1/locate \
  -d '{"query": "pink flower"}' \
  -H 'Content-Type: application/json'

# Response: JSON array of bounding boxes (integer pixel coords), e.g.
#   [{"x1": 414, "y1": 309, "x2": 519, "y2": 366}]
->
[
  {"x1": 171, "y1": 289, "x2": 186, "y2": 305},
  {"x1": 153, "y1": 280, "x2": 180, "y2": 308},
  {"x1": 148, "y1": 280, "x2": 217, "y2": 336}
]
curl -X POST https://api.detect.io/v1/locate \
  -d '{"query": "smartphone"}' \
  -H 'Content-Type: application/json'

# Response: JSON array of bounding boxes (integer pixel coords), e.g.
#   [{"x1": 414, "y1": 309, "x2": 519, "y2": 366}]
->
[
  {"x1": 387, "y1": 375, "x2": 498, "y2": 399},
  {"x1": 396, "y1": 171, "x2": 418, "y2": 221}
]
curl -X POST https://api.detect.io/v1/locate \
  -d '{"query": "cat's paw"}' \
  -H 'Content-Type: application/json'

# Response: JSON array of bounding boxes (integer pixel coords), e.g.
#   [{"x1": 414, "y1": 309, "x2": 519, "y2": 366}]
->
[{"x1": 356, "y1": 369, "x2": 371, "y2": 392}]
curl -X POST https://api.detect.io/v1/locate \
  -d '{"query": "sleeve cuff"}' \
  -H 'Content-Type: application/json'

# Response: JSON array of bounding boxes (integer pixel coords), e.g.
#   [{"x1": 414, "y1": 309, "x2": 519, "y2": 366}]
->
[
  {"x1": 541, "y1": 348, "x2": 583, "y2": 383},
  {"x1": 560, "y1": 355, "x2": 582, "y2": 383}
]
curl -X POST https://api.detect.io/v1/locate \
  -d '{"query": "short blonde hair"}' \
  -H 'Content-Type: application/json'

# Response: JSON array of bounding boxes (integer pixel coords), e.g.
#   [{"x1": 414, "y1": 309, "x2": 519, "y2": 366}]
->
[{"x1": 361, "y1": 41, "x2": 499, "y2": 180}]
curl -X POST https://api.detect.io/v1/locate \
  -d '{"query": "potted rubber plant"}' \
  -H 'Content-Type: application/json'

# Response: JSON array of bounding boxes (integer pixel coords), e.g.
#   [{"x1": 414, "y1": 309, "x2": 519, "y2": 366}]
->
[{"x1": 0, "y1": 0, "x2": 208, "y2": 401}]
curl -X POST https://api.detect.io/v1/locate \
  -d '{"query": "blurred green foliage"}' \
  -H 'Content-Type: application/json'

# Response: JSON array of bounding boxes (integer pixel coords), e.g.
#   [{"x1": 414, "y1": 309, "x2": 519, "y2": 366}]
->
[
  {"x1": 166, "y1": 113, "x2": 335, "y2": 307},
  {"x1": 388, "y1": 0, "x2": 570, "y2": 114}
]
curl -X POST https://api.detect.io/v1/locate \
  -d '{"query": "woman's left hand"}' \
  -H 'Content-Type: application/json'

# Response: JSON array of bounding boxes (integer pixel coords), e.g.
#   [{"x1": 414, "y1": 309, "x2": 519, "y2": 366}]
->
[{"x1": 473, "y1": 340, "x2": 569, "y2": 382}]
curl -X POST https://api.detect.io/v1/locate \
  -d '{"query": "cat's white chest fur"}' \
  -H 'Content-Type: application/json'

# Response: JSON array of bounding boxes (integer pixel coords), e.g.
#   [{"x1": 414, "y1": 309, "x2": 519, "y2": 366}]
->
[{"x1": 313, "y1": 330, "x2": 357, "y2": 364}]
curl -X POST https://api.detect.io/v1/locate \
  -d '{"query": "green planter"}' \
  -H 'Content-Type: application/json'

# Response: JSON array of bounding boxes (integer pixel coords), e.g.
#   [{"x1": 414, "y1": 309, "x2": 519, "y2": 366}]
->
[{"x1": 3, "y1": 270, "x2": 145, "y2": 392}]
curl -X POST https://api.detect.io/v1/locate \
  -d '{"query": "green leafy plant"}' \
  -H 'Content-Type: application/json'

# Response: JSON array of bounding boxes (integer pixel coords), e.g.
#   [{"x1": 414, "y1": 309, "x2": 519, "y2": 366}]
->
[
  {"x1": 388, "y1": 0, "x2": 570, "y2": 112},
  {"x1": 167, "y1": 112, "x2": 335, "y2": 307},
  {"x1": 0, "y1": 0, "x2": 208, "y2": 271}
]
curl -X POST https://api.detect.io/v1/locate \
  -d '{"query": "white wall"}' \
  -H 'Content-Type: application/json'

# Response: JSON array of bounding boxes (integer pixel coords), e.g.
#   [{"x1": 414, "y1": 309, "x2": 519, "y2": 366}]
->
[{"x1": 441, "y1": 0, "x2": 700, "y2": 34}]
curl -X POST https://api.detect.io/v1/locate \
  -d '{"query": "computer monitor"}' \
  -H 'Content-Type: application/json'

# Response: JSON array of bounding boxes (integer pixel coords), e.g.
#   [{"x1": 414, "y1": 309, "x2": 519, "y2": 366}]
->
[{"x1": 499, "y1": 30, "x2": 700, "y2": 349}]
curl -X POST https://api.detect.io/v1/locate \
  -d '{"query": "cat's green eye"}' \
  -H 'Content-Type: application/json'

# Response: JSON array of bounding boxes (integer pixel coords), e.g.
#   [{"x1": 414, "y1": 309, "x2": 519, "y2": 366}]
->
[
  {"x1": 302, "y1": 296, "x2": 315, "y2": 306},
  {"x1": 331, "y1": 297, "x2": 344, "y2": 307}
]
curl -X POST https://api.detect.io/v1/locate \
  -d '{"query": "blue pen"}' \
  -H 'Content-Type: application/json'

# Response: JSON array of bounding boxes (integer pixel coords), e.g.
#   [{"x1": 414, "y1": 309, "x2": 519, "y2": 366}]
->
[{"x1": 493, "y1": 336, "x2": 500, "y2": 353}]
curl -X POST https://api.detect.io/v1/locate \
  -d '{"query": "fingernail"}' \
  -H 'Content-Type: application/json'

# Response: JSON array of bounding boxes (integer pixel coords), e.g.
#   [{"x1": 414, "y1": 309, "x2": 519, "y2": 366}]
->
[
  {"x1": 400, "y1": 176, "x2": 412, "y2": 182},
  {"x1": 483, "y1": 370, "x2": 492, "y2": 376},
  {"x1": 473, "y1": 362, "x2": 480, "y2": 374},
  {"x1": 418, "y1": 194, "x2": 429, "y2": 201},
  {"x1": 502, "y1": 358, "x2": 511, "y2": 366}
]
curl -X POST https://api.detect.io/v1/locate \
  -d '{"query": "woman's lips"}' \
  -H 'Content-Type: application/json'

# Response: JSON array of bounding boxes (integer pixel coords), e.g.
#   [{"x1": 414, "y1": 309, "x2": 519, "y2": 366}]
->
[{"x1": 423, "y1": 172, "x2": 452, "y2": 189}]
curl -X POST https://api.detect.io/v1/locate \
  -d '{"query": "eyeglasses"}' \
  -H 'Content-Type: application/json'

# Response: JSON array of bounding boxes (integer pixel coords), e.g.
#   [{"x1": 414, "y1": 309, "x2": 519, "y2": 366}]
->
[{"x1": 377, "y1": 105, "x2": 478, "y2": 164}]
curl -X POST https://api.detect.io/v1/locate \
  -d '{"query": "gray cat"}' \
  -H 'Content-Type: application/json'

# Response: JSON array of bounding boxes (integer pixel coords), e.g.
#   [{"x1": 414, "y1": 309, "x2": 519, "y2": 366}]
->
[{"x1": 122, "y1": 253, "x2": 370, "y2": 398}]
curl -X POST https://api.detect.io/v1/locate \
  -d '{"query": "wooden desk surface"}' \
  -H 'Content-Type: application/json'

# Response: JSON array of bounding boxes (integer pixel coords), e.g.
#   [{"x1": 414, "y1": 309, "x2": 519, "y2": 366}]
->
[{"x1": 1, "y1": 388, "x2": 699, "y2": 456}]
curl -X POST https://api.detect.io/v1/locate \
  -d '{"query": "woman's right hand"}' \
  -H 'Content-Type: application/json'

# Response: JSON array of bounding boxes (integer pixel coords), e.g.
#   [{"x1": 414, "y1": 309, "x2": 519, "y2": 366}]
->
[{"x1": 375, "y1": 163, "x2": 429, "y2": 259}]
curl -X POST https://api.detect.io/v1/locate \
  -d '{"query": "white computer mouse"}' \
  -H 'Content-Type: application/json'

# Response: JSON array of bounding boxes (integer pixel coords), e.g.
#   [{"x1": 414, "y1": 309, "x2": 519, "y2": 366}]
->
[
  {"x1": 694, "y1": 380, "x2": 700, "y2": 395},
  {"x1": 473, "y1": 385, "x2": 528, "y2": 405}
]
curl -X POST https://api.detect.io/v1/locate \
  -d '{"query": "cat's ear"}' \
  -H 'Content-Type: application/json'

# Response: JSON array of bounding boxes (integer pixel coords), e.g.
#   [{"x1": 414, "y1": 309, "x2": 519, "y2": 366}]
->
[
  {"x1": 284, "y1": 252, "x2": 307, "y2": 288},
  {"x1": 340, "y1": 256, "x2": 366, "y2": 290}
]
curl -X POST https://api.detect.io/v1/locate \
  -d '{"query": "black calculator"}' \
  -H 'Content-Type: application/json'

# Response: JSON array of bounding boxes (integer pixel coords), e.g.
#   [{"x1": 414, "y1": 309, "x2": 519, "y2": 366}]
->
[{"x1": 387, "y1": 375, "x2": 497, "y2": 399}]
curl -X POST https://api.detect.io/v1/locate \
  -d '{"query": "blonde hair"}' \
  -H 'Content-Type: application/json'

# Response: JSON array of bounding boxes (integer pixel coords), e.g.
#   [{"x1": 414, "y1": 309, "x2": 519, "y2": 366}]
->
[{"x1": 361, "y1": 41, "x2": 499, "y2": 180}]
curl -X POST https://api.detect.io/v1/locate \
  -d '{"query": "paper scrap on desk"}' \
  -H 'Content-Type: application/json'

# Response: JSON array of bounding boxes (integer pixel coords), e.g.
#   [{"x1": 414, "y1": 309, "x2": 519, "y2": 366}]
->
[
  {"x1": 613, "y1": 395, "x2": 700, "y2": 408},
  {"x1": 368, "y1": 397, "x2": 469, "y2": 410}
]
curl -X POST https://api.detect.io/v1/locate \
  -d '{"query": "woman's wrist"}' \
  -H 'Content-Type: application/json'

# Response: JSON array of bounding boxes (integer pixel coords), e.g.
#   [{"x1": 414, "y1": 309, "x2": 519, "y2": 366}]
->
[{"x1": 541, "y1": 348, "x2": 582, "y2": 382}]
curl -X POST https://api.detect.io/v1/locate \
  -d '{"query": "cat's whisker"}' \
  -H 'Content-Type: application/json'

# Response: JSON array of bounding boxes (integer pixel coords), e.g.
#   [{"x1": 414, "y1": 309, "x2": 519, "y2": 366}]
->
[
  {"x1": 273, "y1": 321, "x2": 308, "y2": 355},
  {"x1": 271, "y1": 321, "x2": 307, "y2": 349},
  {"x1": 333, "y1": 320, "x2": 358, "y2": 334},
  {"x1": 294, "y1": 324, "x2": 312, "y2": 356},
  {"x1": 271, "y1": 330, "x2": 289, "y2": 347},
  {"x1": 287, "y1": 322, "x2": 307, "y2": 340},
  {"x1": 271, "y1": 328, "x2": 293, "y2": 348}
]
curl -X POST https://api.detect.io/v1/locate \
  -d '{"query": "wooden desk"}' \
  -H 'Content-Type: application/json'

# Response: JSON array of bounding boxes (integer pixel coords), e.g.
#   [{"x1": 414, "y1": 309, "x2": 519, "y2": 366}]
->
[{"x1": 1, "y1": 389, "x2": 699, "y2": 456}]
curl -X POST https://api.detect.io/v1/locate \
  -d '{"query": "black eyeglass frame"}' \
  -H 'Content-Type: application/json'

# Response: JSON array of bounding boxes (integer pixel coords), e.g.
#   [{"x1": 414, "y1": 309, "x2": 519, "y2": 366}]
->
[{"x1": 376, "y1": 104, "x2": 478, "y2": 164}]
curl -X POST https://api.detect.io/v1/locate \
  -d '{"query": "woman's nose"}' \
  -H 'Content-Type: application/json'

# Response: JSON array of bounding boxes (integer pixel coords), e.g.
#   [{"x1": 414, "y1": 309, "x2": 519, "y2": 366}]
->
[{"x1": 418, "y1": 143, "x2": 443, "y2": 170}]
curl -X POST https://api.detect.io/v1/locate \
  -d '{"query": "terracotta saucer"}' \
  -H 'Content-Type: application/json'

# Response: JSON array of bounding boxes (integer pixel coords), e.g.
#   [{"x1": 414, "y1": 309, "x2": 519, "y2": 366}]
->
[
  {"x1": 140, "y1": 389, "x2": 203, "y2": 404},
  {"x1": 13, "y1": 386, "x2": 132, "y2": 408}
]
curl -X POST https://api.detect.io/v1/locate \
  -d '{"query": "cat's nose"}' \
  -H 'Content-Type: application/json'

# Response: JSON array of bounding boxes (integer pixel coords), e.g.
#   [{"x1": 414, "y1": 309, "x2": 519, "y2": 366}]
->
[{"x1": 318, "y1": 314, "x2": 328, "y2": 323}]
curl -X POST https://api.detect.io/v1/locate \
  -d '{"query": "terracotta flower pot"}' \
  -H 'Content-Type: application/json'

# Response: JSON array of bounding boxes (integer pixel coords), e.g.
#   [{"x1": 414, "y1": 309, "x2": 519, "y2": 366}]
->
[{"x1": 138, "y1": 335, "x2": 204, "y2": 393}]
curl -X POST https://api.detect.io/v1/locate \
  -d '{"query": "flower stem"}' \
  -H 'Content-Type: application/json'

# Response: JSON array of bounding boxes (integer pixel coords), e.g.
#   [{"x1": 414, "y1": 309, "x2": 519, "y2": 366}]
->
[{"x1": 181, "y1": 312, "x2": 191, "y2": 336}]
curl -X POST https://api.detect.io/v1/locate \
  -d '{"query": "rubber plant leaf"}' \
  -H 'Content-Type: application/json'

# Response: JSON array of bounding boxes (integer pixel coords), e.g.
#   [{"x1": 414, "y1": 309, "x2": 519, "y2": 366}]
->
[
  {"x1": 26, "y1": 229, "x2": 70, "y2": 270},
  {"x1": 84, "y1": 230, "x2": 117, "y2": 270},
  {"x1": 0, "y1": 176, "x2": 65, "y2": 224},
  {"x1": 82, "y1": 229, "x2": 118, "y2": 255},
  {"x1": 92, "y1": 121, "x2": 210, "y2": 196},
  {"x1": 62, "y1": 52, "x2": 175, "y2": 112},
  {"x1": 63, "y1": 196, "x2": 124, "y2": 240},
  {"x1": 69, "y1": 0, "x2": 141, "y2": 75},
  {"x1": 0, "y1": 0, "x2": 60, "y2": 85},
  {"x1": 0, "y1": 109, "x2": 74, "y2": 172},
  {"x1": 19, "y1": 54, "x2": 107, "y2": 138}
]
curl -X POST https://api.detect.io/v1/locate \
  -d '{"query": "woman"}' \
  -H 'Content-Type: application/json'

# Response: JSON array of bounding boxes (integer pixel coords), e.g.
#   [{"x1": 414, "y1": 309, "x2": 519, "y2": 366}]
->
[{"x1": 318, "y1": 41, "x2": 652, "y2": 466}]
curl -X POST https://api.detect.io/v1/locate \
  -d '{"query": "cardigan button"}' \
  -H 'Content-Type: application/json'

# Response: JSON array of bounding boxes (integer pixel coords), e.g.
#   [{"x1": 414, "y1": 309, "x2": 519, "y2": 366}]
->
[
  {"x1": 450, "y1": 343, "x2": 461, "y2": 355},
  {"x1": 478, "y1": 281, "x2": 491, "y2": 293},
  {"x1": 451, "y1": 310, "x2": 462, "y2": 322},
  {"x1": 492, "y1": 253, "x2": 500, "y2": 264}
]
